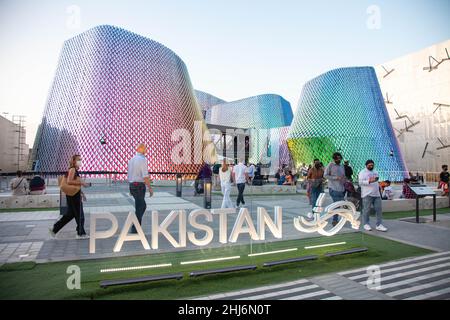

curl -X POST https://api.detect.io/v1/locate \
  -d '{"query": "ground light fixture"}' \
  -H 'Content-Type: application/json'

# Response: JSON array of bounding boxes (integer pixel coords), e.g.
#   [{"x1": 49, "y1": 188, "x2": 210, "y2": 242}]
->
[
  {"x1": 204, "y1": 178, "x2": 212, "y2": 209},
  {"x1": 176, "y1": 173, "x2": 182, "y2": 197}
]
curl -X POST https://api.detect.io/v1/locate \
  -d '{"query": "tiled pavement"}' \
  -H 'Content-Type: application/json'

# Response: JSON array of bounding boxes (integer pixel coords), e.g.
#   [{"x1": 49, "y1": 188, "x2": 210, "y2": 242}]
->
[
  {"x1": 1, "y1": 185, "x2": 450, "y2": 300},
  {"x1": 194, "y1": 251, "x2": 450, "y2": 300}
]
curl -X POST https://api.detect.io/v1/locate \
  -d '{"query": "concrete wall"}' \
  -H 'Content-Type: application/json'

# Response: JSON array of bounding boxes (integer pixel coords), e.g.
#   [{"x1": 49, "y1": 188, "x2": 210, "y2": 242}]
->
[
  {"x1": 375, "y1": 39, "x2": 450, "y2": 174},
  {"x1": 0, "y1": 115, "x2": 29, "y2": 173}
]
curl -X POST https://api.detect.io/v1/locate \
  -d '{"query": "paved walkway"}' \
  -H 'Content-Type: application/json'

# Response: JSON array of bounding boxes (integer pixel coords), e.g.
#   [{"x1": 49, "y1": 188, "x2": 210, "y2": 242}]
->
[
  {"x1": 1, "y1": 183, "x2": 450, "y2": 300},
  {"x1": 194, "y1": 251, "x2": 450, "y2": 300},
  {"x1": 1, "y1": 185, "x2": 357, "y2": 264}
]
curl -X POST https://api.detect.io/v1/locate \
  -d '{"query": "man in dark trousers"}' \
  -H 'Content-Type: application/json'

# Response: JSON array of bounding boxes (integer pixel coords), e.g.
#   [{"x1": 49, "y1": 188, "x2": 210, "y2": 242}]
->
[{"x1": 127, "y1": 143, "x2": 153, "y2": 233}]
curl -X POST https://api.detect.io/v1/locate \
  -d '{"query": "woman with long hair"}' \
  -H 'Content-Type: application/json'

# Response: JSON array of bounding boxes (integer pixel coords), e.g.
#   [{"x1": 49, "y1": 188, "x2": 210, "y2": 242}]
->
[
  {"x1": 50, "y1": 154, "x2": 90, "y2": 239},
  {"x1": 219, "y1": 159, "x2": 234, "y2": 208}
]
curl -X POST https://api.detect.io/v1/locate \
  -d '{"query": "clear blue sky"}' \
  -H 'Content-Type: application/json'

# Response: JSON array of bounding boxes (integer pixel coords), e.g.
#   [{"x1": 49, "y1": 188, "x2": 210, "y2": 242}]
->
[{"x1": 0, "y1": 0, "x2": 449, "y2": 146}]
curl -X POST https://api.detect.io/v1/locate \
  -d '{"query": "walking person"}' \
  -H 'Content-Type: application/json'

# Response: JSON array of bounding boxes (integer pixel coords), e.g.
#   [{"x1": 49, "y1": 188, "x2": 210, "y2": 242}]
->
[
  {"x1": 10, "y1": 170, "x2": 28, "y2": 196},
  {"x1": 128, "y1": 144, "x2": 153, "y2": 233},
  {"x1": 219, "y1": 159, "x2": 234, "y2": 208},
  {"x1": 324, "y1": 152, "x2": 346, "y2": 226},
  {"x1": 439, "y1": 164, "x2": 449, "y2": 196},
  {"x1": 307, "y1": 159, "x2": 324, "y2": 208},
  {"x1": 194, "y1": 161, "x2": 212, "y2": 196},
  {"x1": 50, "y1": 154, "x2": 90, "y2": 239},
  {"x1": 359, "y1": 160, "x2": 388, "y2": 232},
  {"x1": 247, "y1": 163, "x2": 255, "y2": 185},
  {"x1": 233, "y1": 159, "x2": 248, "y2": 208}
]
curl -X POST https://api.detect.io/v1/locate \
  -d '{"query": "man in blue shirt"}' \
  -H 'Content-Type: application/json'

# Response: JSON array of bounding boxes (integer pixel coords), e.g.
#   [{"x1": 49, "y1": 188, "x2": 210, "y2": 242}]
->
[{"x1": 128, "y1": 143, "x2": 153, "y2": 233}]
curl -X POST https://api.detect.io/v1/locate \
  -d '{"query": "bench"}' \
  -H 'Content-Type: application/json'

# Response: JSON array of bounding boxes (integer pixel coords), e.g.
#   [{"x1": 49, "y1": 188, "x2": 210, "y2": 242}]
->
[
  {"x1": 0, "y1": 194, "x2": 60, "y2": 209},
  {"x1": 100, "y1": 273, "x2": 183, "y2": 288},
  {"x1": 324, "y1": 247, "x2": 368, "y2": 257},
  {"x1": 189, "y1": 265, "x2": 257, "y2": 278},
  {"x1": 263, "y1": 255, "x2": 318, "y2": 267}
]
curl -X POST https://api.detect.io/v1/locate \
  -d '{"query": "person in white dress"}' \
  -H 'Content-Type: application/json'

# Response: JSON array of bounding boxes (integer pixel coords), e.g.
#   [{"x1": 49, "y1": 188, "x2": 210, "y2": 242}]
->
[{"x1": 219, "y1": 159, "x2": 234, "y2": 208}]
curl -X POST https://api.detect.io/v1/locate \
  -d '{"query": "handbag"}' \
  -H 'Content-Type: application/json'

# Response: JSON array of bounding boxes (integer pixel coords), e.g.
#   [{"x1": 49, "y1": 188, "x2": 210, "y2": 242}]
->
[{"x1": 58, "y1": 175, "x2": 81, "y2": 196}]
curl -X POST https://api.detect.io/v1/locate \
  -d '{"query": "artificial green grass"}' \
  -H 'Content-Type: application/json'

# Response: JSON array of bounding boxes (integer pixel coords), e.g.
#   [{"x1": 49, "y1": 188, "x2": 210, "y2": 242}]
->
[
  {"x1": 0, "y1": 233, "x2": 431, "y2": 300},
  {"x1": 383, "y1": 207, "x2": 450, "y2": 220}
]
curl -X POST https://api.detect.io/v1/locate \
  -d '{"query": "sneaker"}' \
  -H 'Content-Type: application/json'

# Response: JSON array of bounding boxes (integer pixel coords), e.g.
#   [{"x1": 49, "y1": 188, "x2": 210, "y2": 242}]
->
[
  {"x1": 49, "y1": 228, "x2": 56, "y2": 238},
  {"x1": 376, "y1": 224, "x2": 388, "y2": 232},
  {"x1": 363, "y1": 224, "x2": 372, "y2": 231}
]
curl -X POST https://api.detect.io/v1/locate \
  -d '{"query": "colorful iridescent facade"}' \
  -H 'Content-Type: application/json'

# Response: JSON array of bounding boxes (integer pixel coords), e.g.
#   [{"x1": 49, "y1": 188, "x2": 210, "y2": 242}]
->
[
  {"x1": 287, "y1": 67, "x2": 408, "y2": 181},
  {"x1": 249, "y1": 126, "x2": 293, "y2": 174},
  {"x1": 207, "y1": 94, "x2": 293, "y2": 129},
  {"x1": 194, "y1": 90, "x2": 226, "y2": 121},
  {"x1": 32, "y1": 25, "x2": 205, "y2": 179},
  {"x1": 207, "y1": 94, "x2": 293, "y2": 168}
]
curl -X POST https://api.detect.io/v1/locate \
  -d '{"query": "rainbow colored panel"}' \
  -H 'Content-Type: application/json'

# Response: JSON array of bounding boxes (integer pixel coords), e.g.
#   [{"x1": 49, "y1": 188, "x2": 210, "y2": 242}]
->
[
  {"x1": 32, "y1": 25, "x2": 205, "y2": 179},
  {"x1": 287, "y1": 67, "x2": 408, "y2": 181}
]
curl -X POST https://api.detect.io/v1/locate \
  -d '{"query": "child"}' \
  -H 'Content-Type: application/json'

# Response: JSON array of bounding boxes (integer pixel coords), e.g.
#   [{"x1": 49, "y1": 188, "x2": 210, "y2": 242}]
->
[{"x1": 382, "y1": 180, "x2": 394, "y2": 200}]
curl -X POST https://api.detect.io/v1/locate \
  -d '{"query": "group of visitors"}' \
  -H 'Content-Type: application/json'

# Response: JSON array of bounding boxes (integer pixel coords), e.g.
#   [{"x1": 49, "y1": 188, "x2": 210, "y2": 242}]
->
[
  {"x1": 10, "y1": 171, "x2": 46, "y2": 196},
  {"x1": 275, "y1": 168, "x2": 296, "y2": 186},
  {"x1": 39, "y1": 142, "x2": 449, "y2": 239},
  {"x1": 304, "y1": 152, "x2": 388, "y2": 232}
]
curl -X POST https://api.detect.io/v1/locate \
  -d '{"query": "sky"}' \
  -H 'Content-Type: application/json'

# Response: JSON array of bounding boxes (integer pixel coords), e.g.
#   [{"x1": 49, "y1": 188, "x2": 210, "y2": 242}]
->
[{"x1": 0, "y1": 0, "x2": 449, "y2": 147}]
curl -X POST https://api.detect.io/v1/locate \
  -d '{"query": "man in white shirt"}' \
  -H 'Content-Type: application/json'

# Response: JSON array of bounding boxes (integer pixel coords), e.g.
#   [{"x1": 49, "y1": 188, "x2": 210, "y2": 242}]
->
[
  {"x1": 358, "y1": 160, "x2": 387, "y2": 232},
  {"x1": 233, "y1": 160, "x2": 248, "y2": 208},
  {"x1": 128, "y1": 143, "x2": 153, "y2": 233}
]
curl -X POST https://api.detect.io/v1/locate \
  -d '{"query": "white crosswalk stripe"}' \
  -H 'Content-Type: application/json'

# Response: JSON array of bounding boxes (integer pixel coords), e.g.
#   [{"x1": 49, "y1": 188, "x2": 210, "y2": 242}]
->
[
  {"x1": 348, "y1": 256, "x2": 450, "y2": 281},
  {"x1": 237, "y1": 284, "x2": 320, "y2": 300},
  {"x1": 386, "y1": 278, "x2": 450, "y2": 297},
  {"x1": 281, "y1": 290, "x2": 332, "y2": 300},
  {"x1": 338, "y1": 251, "x2": 450, "y2": 276},
  {"x1": 379, "y1": 270, "x2": 450, "y2": 291},
  {"x1": 405, "y1": 287, "x2": 450, "y2": 300},
  {"x1": 357, "y1": 262, "x2": 450, "y2": 285}
]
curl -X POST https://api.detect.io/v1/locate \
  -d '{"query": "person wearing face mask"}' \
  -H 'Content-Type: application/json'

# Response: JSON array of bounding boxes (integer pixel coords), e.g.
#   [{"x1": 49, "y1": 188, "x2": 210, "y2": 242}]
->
[
  {"x1": 127, "y1": 143, "x2": 153, "y2": 233},
  {"x1": 50, "y1": 154, "x2": 90, "y2": 239},
  {"x1": 324, "y1": 152, "x2": 346, "y2": 226},
  {"x1": 439, "y1": 165, "x2": 449, "y2": 196},
  {"x1": 307, "y1": 159, "x2": 324, "y2": 209},
  {"x1": 358, "y1": 159, "x2": 387, "y2": 232}
]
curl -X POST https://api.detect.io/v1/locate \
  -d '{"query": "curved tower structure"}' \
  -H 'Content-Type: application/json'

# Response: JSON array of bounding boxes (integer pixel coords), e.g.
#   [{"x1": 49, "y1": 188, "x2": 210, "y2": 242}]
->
[
  {"x1": 207, "y1": 94, "x2": 293, "y2": 129},
  {"x1": 194, "y1": 90, "x2": 226, "y2": 122},
  {"x1": 287, "y1": 67, "x2": 408, "y2": 181},
  {"x1": 32, "y1": 25, "x2": 206, "y2": 179}
]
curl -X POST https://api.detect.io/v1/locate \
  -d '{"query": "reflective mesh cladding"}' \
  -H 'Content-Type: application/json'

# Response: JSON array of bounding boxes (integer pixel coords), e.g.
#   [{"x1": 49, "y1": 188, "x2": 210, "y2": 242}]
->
[
  {"x1": 287, "y1": 67, "x2": 408, "y2": 181},
  {"x1": 32, "y1": 25, "x2": 206, "y2": 179}
]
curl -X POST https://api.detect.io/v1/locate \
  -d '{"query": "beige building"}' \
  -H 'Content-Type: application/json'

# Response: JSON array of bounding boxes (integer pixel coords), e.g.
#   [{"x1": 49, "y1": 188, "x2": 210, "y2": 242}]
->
[
  {"x1": 0, "y1": 115, "x2": 29, "y2": 173},
  {"x1": 375, "y1": 39, "x2": 450, "y2": 175}
]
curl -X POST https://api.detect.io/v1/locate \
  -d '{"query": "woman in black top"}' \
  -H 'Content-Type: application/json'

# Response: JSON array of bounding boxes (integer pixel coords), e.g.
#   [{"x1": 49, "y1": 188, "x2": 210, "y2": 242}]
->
[{"x1": 50, "y1": 154, "x2": 90, "y2": 239}]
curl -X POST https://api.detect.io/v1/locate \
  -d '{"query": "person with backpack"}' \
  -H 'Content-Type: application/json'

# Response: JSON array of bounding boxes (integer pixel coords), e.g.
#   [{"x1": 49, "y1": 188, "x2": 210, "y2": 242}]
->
[
  {"x1": 10, "y1": 170, "x2": 28, "y2": 196},
  {"x1": 50, "y1": 154, "x2": 91, "y2": 239}
]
